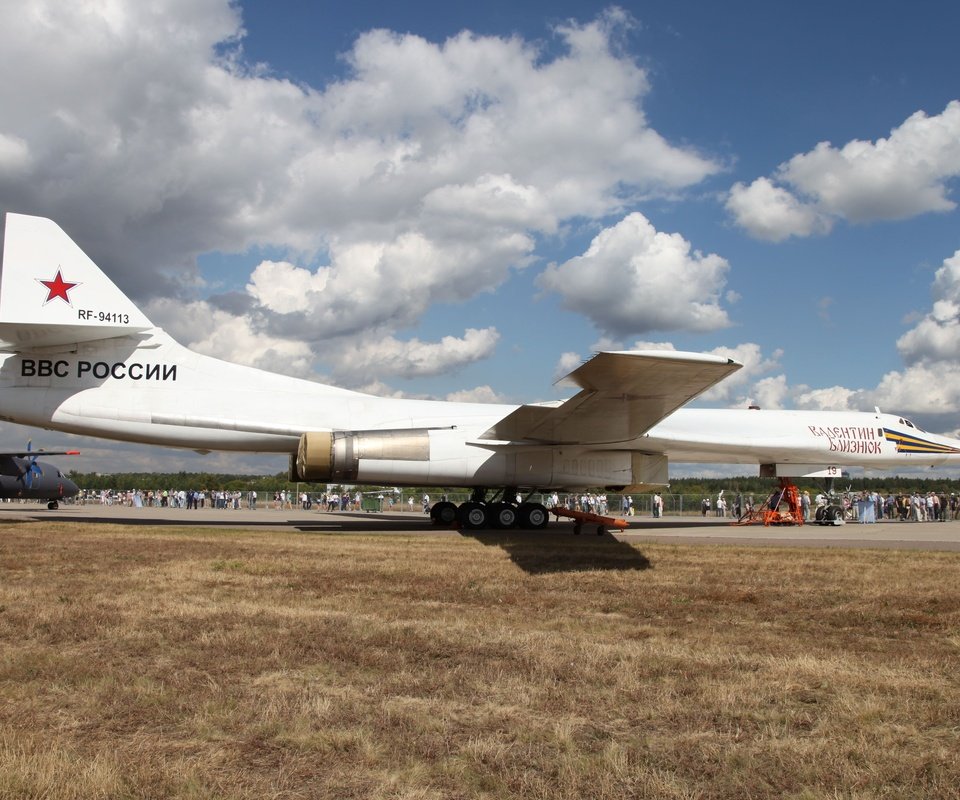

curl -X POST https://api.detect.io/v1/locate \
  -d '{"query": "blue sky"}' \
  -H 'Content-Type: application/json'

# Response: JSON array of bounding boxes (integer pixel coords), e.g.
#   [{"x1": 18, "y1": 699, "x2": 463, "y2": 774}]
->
[{"x1": 1, "y1": 0, "x2": 959, "y2": 474}]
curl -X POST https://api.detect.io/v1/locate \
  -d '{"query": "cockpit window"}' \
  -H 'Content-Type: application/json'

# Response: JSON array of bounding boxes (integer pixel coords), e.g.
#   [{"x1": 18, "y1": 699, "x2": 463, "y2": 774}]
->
[{"x1": 898, "y1": 417, "x2": 925, "y2": 432}]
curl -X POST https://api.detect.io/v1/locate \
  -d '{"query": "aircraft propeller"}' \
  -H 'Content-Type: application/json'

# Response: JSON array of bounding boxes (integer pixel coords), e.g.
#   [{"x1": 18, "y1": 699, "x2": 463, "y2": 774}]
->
[{"x1": 23, "y1": 440, "x2": 44, "y2": 488}]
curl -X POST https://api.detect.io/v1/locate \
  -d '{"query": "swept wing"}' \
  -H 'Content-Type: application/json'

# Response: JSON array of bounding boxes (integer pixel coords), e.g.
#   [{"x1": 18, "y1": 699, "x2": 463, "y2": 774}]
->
[{"x1": 480, "y1": 350, "x2": 740, "y2": 444}]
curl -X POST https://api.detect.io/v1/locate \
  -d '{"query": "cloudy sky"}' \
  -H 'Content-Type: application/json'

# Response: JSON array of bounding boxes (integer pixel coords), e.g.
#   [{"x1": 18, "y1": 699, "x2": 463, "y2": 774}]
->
[{"x1": 1, "y1": 0, "x2": 959, "y2": 475}]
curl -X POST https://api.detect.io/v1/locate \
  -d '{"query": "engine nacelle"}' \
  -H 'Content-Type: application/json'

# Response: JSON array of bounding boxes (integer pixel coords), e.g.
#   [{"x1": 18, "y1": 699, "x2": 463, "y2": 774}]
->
[
  {"x1": 295, "y1": 429, "x2": 432, "y2": 482},
  {"x1": 292, "y1": 428, "x2": 670, "y2": 490}
]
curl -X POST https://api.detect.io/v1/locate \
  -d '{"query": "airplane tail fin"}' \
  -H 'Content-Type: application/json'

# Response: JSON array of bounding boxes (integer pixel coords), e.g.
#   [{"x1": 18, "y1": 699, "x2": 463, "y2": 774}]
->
[{"x1": 0, "y1": 212, "x2": 153, "y2": 349}]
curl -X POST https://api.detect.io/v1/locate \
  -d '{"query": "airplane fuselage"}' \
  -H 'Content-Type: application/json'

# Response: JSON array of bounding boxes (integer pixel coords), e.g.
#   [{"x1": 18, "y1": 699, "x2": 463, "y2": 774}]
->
[
  {"x1": 2, "y1": 328, "x2": 958, "y2": 489},
  {"x1": 645, "y1": 407, "x2": 960, "y2": 471},
  {"x1": 0, "y1": 457, "x2": 78, "y2": 502}
]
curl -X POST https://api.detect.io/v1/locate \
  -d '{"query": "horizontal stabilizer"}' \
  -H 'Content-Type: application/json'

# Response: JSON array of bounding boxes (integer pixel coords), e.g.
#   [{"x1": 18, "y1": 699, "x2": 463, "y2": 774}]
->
[
  {"x1": 0, "y1": 213, "x2": 152, "y2": 349},
  {"x1": 481, "y1": 350, "x2": 741, "y2": 444},
  {"x1": 1, "y1": 449, "x2": 80, "y2": 458}
]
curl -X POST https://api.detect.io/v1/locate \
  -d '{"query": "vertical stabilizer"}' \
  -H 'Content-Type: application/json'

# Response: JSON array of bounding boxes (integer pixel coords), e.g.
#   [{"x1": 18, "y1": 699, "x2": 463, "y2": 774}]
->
[{"x1": 0, "y1": 213, "x2": 152, "y2": 348}]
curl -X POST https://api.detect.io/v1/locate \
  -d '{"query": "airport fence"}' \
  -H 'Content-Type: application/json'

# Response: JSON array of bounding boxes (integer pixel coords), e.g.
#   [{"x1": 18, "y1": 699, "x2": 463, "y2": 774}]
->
[{"x1": 68, "y1": 489, "x2": 753, "y2": 518}]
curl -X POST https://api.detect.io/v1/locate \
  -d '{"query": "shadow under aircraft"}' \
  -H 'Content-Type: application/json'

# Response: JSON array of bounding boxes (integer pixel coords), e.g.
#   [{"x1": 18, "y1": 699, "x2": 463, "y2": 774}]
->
[{"x1": 460, "y1": 529, "x2": 652, "y2": 574}]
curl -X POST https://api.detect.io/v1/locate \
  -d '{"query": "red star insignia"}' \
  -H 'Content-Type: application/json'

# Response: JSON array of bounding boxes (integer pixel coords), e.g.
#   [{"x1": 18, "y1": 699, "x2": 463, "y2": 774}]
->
[{"x1": 38, "y1": 269, "x2": 79, "y2": 305}]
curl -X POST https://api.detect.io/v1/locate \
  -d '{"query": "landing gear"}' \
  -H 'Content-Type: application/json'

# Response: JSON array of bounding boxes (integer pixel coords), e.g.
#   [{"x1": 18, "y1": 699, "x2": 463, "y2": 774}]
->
[
  {"x1": 517, "y1": 502, "x2": 549, "y2": 530},
  {"x1": 431, "y1": 489, "x2": 550, "y2": 531},
  {"x1": 815, "y1": 504, "x2": 844, "y2": 524},
  {"x1": 488, "y1": 501, "x2": 517, "y2": 529},
  {"x1": 813, "y1": 477, "x2": 845, "y2": 525},
  {"x1": 47, "y1": 500, "x2": 59, "y2": 510},
  {"x1": 457, "y1": 501, "x2": 488, "y2": 530},
  {"x1": 456, "y1": 489, "x2": 490, "y2": 530},
  {"x1": 430, "y1": 500, "x2": 458, "y2": 525}
]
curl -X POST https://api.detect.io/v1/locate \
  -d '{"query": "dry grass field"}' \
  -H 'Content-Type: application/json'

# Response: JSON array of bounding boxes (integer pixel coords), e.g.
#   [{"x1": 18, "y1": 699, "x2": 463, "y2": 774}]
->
[{"x1": 1, "y1": 522, "x2": 958, "y2": 800}]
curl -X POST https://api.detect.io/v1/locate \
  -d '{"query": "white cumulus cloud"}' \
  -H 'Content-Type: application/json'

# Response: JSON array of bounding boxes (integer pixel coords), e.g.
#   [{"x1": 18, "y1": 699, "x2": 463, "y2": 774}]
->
[
  {"x1": 697, "y1": 343, "x2": 783, "y2": 404},
  {"x1": 727, "y1": 101, "x2": 960, "y2": 240},
  {"x1": 794, "y1": 385, "x2": 858, "y2": 412},
  {"x1": 537, "y1": 212, "x2": 731, "y2": 336},
  {"x1": 854, "y1": 249, "x2": 960, "y2": 418},
  {"x1": 896, "y1": 251, "x2": 960, "y2": 364},
  {"x1": 0, "y1": 1, "x2": 722, "y2": 383},
  {"x1": 145, "y1": 296, "x2": 315, "y2": 377},
  {"x1": 445, "y1": 385, "x2": 507, "y2": 404},
  {"x1": 725, "y1": 177, "x2": 832, "y2": 242},
  {"x1": 332, "y1": 328, "x2": 501, "y2": 384}
]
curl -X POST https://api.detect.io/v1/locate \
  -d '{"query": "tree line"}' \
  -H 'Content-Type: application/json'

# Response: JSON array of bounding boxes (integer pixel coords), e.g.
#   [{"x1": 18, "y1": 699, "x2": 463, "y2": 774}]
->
[{"x1": 67, "y1": 470, "x2": 960, "y2": 496}]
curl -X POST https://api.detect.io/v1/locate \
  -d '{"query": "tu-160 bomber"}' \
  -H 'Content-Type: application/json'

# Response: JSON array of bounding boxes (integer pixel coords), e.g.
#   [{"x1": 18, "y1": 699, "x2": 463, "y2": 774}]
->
[{"x1": 1, "y1": 212, "x2": 959, "y2": 529}]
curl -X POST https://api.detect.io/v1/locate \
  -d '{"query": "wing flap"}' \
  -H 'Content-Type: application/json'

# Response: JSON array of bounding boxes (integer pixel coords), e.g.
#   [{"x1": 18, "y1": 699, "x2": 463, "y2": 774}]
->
[{"x1": 481, "y1": 350, "x2": 740, "y2": 444}]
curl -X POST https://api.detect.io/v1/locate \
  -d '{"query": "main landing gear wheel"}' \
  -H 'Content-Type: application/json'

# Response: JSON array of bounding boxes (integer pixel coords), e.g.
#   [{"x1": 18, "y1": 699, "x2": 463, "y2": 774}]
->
[
  {"x1": 825, "y1": 505, "x2": 843, "y2": 522},
  {"x1": 430, "y1": 501, "x2": 458, "y2": 525},
  {"x1": 518, "y1": 502, "x2": 549, "y2": 530},
  {"x1": 457, "y1": 502, "x2": 488, "y2": 530},
  {"x1": 488, "y1": 501, "x2": 518, "y2": 529},
  {"x1": 815, "y1": 505, "x2": 843, "y2": 524},
  {"x1": 47, "y1": 500, "x2": 59, "y2": 510}
]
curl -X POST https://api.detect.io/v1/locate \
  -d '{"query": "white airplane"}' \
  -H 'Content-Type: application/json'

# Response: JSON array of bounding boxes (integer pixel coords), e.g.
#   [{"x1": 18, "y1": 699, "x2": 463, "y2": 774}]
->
[{"x1": 1, "y1": 212, "x2": 959, "y2": 529}]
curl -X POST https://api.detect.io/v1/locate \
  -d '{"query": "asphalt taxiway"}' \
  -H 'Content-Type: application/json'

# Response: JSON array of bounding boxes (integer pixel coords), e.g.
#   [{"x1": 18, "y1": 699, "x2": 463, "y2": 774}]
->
[{"x1": 2, "y1": 503, "x2": 960, "y2": 551}]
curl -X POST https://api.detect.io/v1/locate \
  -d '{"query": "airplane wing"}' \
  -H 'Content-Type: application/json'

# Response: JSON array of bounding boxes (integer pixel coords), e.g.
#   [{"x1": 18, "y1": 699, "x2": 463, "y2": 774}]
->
[{"x1": 479, "y1": 350, "x2": 740, "y2": 445}]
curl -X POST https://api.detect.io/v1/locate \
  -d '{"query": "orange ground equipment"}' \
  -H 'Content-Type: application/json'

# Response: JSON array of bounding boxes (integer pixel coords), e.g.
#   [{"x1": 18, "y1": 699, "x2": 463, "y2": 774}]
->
[
  {"x1": 550, "y1": 506, "x2": 631, "y2": 535},
  {"x1": 732, "y1": 478, "x2": 804, "y2": 527}
]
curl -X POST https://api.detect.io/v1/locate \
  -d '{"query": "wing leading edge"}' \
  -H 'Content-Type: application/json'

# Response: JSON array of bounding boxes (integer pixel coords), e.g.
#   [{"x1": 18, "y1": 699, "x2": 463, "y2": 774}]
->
[{"x1": 480, "y1": 350, "x2": 741, "y2": 445}]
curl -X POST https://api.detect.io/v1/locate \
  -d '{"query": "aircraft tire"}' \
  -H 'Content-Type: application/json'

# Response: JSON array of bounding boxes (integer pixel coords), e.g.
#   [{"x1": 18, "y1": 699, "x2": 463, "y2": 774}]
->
[
  {"x1": 431, "y1": 501, "x2": 457, "y2": 525},
  {"x1": 458, "y1": 502, "x2": 488, "y2": 530},
  {"x1": 489, "y1": 501, "x2": 517, "y2": 529},
  {"x1": 47, "y1": 500, "x2": 58, "y2": 510},
  {"x1": 518, "y1": 502, "x2": 549, "y2": 529}
]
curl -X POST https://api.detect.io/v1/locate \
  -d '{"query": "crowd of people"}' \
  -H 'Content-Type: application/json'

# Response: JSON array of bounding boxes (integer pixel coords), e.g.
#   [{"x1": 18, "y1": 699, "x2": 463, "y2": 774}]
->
[
  {"x1": 61, "y1": 486, "x2": 960, "y2": 522},
  {"x1": 697, "y1": 487, "x2": 960, "y2": 522},
  {"x1": 700, "y1": 490, "x2": 762, "y2": 518},
  {"x1": 844, "y1": 490, "x2": 960, "y2": 521},
  {"x1": 74, "y1": 488, "x2": 392, "y2": 511},
  {"x1": 78, "y1": 488, "x2": 253, "y2": 508}
]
